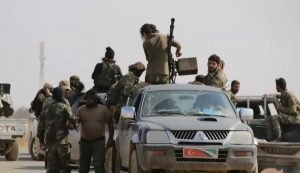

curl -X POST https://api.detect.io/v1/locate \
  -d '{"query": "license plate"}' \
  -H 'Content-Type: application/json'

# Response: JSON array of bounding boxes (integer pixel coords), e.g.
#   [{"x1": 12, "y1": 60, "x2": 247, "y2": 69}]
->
[{"x1": 183, "y1": 148, "x2": 218, "y2": 159}]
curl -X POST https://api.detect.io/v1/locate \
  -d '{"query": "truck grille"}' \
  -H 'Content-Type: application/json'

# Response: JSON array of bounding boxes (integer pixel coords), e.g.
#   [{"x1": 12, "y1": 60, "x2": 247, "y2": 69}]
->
[
  {"x1": 171, "y1": 130, "x2": 197, "y2": 140},
  {"x1": 174, "y1": 149, "x2": 228, "y2": 162},
  {"x1": 259, "y1": 147, "x2": 300, "y2": 155},
  {"x1": 170, "y1": 130, "x2": 229, "y2": 140},
  {"x1": 204, "y1": 130, "x2": 229, "y2": 140}
]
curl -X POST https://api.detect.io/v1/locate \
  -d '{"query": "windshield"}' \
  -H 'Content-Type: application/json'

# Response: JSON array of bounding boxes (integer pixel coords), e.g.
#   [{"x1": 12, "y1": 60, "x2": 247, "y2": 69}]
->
[{"x1": 141, "y1": 90, "x2": 236, "y2": 117}]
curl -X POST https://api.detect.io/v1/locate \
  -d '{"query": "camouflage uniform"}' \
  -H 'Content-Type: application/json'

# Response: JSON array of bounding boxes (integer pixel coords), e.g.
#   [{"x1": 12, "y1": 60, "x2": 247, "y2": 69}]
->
[
  {"x1": 107, "y1": 72, "x2": 146, "y2": 123},
  {"x1": 271, "y1": 90, "x2": 300, "y2": 140},
  {"x1": 227, "y1": 90, "x2": 238, "y2": 105},
  {"x1": 204, "y1": 69, "x2": 227, "y2": 88},
  {"x1": 277, "y1": 91, "x2": 300, "y2": 124},
  {"x1": 92, "y1": 62, "x2": 117, "y2": 93},
  {"x1": 38, "y1": 98, "x2": 76, "y2": 173}
]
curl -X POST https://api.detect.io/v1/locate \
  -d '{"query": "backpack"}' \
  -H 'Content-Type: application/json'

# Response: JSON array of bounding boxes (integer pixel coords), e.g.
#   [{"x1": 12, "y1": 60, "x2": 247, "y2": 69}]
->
[{"x1": 95, "y1": 63, "x2": 116, "y2": 88}]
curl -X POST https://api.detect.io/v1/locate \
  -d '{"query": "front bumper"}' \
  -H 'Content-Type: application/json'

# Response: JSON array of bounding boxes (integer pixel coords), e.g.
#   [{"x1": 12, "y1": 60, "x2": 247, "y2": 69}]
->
[{"x1": 136, "y1": 144, "x2": 257, "y2": 172}]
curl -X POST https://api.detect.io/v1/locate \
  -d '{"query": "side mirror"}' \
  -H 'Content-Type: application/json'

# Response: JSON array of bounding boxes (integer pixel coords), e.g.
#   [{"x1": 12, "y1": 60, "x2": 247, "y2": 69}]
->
[
  {"x1": 120, "y1": 106, "x2": 135, "y2": 120},
  {"x1": 238, "y1": 108, "x2": 254, "y2": 121}
]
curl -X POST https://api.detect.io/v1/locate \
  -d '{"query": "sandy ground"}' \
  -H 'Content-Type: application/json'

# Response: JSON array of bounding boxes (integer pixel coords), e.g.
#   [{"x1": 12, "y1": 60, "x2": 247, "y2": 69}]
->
[{"x1": 14, "y1": 120, "x2": 282, "y2": 173}]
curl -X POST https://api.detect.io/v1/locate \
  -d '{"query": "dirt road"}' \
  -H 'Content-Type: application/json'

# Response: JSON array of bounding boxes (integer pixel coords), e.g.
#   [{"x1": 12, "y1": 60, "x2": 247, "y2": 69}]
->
[
  {"x1": 0, "y1": 151, "x2": 282, "y2": 173},
  {"x1": 0, "y1": 133, "x2": 282, "y2": 173}
]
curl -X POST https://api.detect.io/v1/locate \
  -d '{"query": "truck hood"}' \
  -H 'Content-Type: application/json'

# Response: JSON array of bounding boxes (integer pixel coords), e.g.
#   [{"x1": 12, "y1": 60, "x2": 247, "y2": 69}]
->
[{"x1": 140, "y1": 116, "x2": 248, "y2": 131}]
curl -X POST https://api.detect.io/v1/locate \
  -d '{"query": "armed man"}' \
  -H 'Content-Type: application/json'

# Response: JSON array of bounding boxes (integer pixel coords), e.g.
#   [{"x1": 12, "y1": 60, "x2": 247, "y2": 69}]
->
[
  {"x1": 91, "y1": 47, "x2": 122, "y2": 93},
  {"x1": 37, "y1": 87, "x2": 76, "y2": 173},
  {"x1": 269, "y1": 78, "x2": 300, "y2": 141},
  {"x1": 203, "y1": 54, "x2": 227, "y2": 88},
  {"x1": 140, "y1": 23, "x2": 181, "y2": 84},
  {"x1": 107, "y1": 62, "x2": 146, "y2": 123},
  {"x1": 106, "y1": 62, "x2": 146, "y2": 173}
]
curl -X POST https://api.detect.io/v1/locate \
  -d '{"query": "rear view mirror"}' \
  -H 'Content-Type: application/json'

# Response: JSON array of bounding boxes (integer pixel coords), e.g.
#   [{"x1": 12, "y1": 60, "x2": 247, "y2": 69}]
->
[
  {"x1": 120, "y1": 106, "x2": 135, "y2": 120},
  {"x1": 238, "y1": 108, "x2": 254, "y2": 121}
]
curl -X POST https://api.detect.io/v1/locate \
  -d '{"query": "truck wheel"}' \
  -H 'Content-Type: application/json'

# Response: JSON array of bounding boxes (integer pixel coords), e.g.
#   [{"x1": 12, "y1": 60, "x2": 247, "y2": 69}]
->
[
  {"x1": 105, "y1": 147, "x2": 113, "y2": 173},
  {"x1": 129, "y1": 150, "x2": 148, "y2": 173},
  {"x1": 253, "y1": 160, "x2": 259, "y2": 173},
  {"x1": 115, "y1": 151, "x2": 121, "y2": 173},
  {"x1": 5, "y1": 140, "x2": 19, "y2": 161},
  {"x1": 29, "y1": 137, "x2": 38, "y2": 160}
]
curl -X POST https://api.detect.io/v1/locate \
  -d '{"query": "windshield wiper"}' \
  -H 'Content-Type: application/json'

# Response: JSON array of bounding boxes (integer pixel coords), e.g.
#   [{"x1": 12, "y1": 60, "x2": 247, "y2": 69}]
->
[
  {"x1": 190, "y1": 113, "x2": 227, "y2": 117},
  {"x1": 155, "y1": 110, "x2": 185, "y2": 116}
]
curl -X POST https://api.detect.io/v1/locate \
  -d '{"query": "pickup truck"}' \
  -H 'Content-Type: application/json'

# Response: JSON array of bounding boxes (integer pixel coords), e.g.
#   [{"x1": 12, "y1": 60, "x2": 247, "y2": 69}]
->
[
  {"x1": 114, "y1": 84, "x2": 257, "y2": 173},
  {"x1": 237, "y1": 95, "x2": 300, "y2": 173},
  {"x1": 0, "y1": 117, "x2": 27, "y2": 160},
  {"x1": 0, "y1": 83, "x2": 27, "y2": 161}
]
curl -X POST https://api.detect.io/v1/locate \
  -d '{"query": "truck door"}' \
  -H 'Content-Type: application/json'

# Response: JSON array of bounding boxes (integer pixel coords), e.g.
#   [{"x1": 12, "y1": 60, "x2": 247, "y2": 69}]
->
[{"x1": 237, "y1": 98, "x2": 269, "y2": 140}]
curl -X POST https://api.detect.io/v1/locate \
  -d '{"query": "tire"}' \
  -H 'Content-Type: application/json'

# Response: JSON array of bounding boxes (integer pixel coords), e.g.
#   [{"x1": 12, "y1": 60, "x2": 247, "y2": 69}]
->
[
  {"x1": 5, "y1": 140, "x2": 19, "y2": 161},
  {"x1": 29, "y1": 137, "x2": 38, "y2": 160},
  {"x1": 105, "y1": 147, "x2": 113, "y2": 173},
  {"x1": 252, "y1": 160, "x2": 258, "y2": 173},
  {"x1": 115, "y1": 150, "x2": 121, "y2": 173},
  {"x1": 129, "y1": 150, "x2": 147, "y2": 173}
]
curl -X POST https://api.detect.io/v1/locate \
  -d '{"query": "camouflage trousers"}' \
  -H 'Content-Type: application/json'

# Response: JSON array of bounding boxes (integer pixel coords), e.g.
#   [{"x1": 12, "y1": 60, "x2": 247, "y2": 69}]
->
[
  {"x1": 271, "y1": 113, "x2": 300, "y2": 139},
  {"x1": 109, "y1": 104, "x2": 122, "y2": 124},
  {"x1": 145, "y1": 74, "x2": 169, "y2": 84},
  {"x1": 79, "y1": 137, "x2": 106, "y2": 173},
  {"x1": 46, "y1": 143, "x2": 71, "y2": 173}
]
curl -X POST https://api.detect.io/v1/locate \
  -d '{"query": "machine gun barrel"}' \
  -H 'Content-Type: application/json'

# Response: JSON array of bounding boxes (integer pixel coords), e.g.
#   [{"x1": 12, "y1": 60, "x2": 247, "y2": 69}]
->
[{"x1": 168, "y1": 18, "x2": 177, "y2": 83}]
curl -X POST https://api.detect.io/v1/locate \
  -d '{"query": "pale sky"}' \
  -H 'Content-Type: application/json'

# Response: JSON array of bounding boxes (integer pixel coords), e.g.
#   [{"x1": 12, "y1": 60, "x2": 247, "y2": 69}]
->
[{"x1": 1, "y1": 0, "x2": 299, "y2": 108}]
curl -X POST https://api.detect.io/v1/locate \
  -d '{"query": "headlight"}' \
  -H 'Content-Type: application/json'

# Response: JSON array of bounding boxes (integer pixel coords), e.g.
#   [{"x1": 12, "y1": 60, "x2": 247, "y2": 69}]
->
[
  {"x1": 146, "y1": 131, "x2": 170, "y2": 144},
  {"x1": 229, "y1": 131, "x2": 253, "y2": 145}
]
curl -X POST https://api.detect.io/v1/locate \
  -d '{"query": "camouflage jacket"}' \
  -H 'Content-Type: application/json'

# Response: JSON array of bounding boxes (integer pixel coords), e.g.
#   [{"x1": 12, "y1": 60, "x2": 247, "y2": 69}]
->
[
  {"x1": 204, "y1": 70, "x2": 227, "y2": 88},
  {"x1": 279, "y1": 90, "x2": 300, "y2": 116},
  {"x1": 37, "y1": 98, "x2": 76, "y2": 145},
  {"x1": 107, "y1": 72, "x2": 139, "y2": 106},
  {"x1": 227, "y1": 90, "x2": 238, "y2": 105}
]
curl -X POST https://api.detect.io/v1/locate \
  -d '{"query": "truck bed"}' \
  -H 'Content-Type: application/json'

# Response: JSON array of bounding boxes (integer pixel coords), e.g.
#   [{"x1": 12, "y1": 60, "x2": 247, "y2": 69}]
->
[
  {"x1": 0, "y1": 118, "x2": 27, "y2": 140},
  {"x1": 257, "y1": 141, "x2": 300, "y2": 169}
]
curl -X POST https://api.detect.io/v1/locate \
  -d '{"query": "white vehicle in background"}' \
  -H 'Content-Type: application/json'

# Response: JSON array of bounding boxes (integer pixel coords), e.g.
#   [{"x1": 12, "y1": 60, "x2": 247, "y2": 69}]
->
[
  {"x1": 0, "y1": 83, "x2": 27, "y2": 161},
  {"x1": 28, "y1": 115, "x2": 45, "y2": 161}
]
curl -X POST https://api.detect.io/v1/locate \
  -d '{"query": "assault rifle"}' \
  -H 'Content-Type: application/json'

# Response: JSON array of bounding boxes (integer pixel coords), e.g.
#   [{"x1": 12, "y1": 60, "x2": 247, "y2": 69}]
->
[{"x1": 167, "y1": 18, "x2": 177, "y2": 83}]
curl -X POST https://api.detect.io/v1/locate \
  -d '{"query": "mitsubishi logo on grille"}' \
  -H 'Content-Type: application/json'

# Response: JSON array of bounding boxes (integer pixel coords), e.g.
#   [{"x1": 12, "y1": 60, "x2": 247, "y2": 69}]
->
[{"x1": 195, "y1": 131, "x2": 209, "y2": 141}]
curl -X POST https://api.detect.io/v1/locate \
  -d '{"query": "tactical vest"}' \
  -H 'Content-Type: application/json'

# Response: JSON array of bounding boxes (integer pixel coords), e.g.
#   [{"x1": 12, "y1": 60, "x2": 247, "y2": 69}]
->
[{"x1": 95, "y1": 62, "x2": 115, "y2": 88}]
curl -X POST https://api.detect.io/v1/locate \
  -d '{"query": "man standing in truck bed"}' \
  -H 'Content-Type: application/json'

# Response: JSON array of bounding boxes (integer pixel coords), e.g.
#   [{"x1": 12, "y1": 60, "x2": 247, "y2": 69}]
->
[
  {"x1": 271, "y1": 78, "x2": 300, "y2": 141},
  {"x1": 140, "y1": 23, "x2": 182, "y2": 84}
]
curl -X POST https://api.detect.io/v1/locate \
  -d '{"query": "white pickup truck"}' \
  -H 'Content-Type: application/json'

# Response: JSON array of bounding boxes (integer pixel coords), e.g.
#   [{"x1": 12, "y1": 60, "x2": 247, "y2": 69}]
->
[
  {"x1": 114, "y1": 84, "x2": 257, "y2": 173},
  {"x1": 0, "y1": 83, "x2": 27, "y2": 161},
  {"x1": 0, "y1": 117, "x2": 27, "y2": 160}
]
